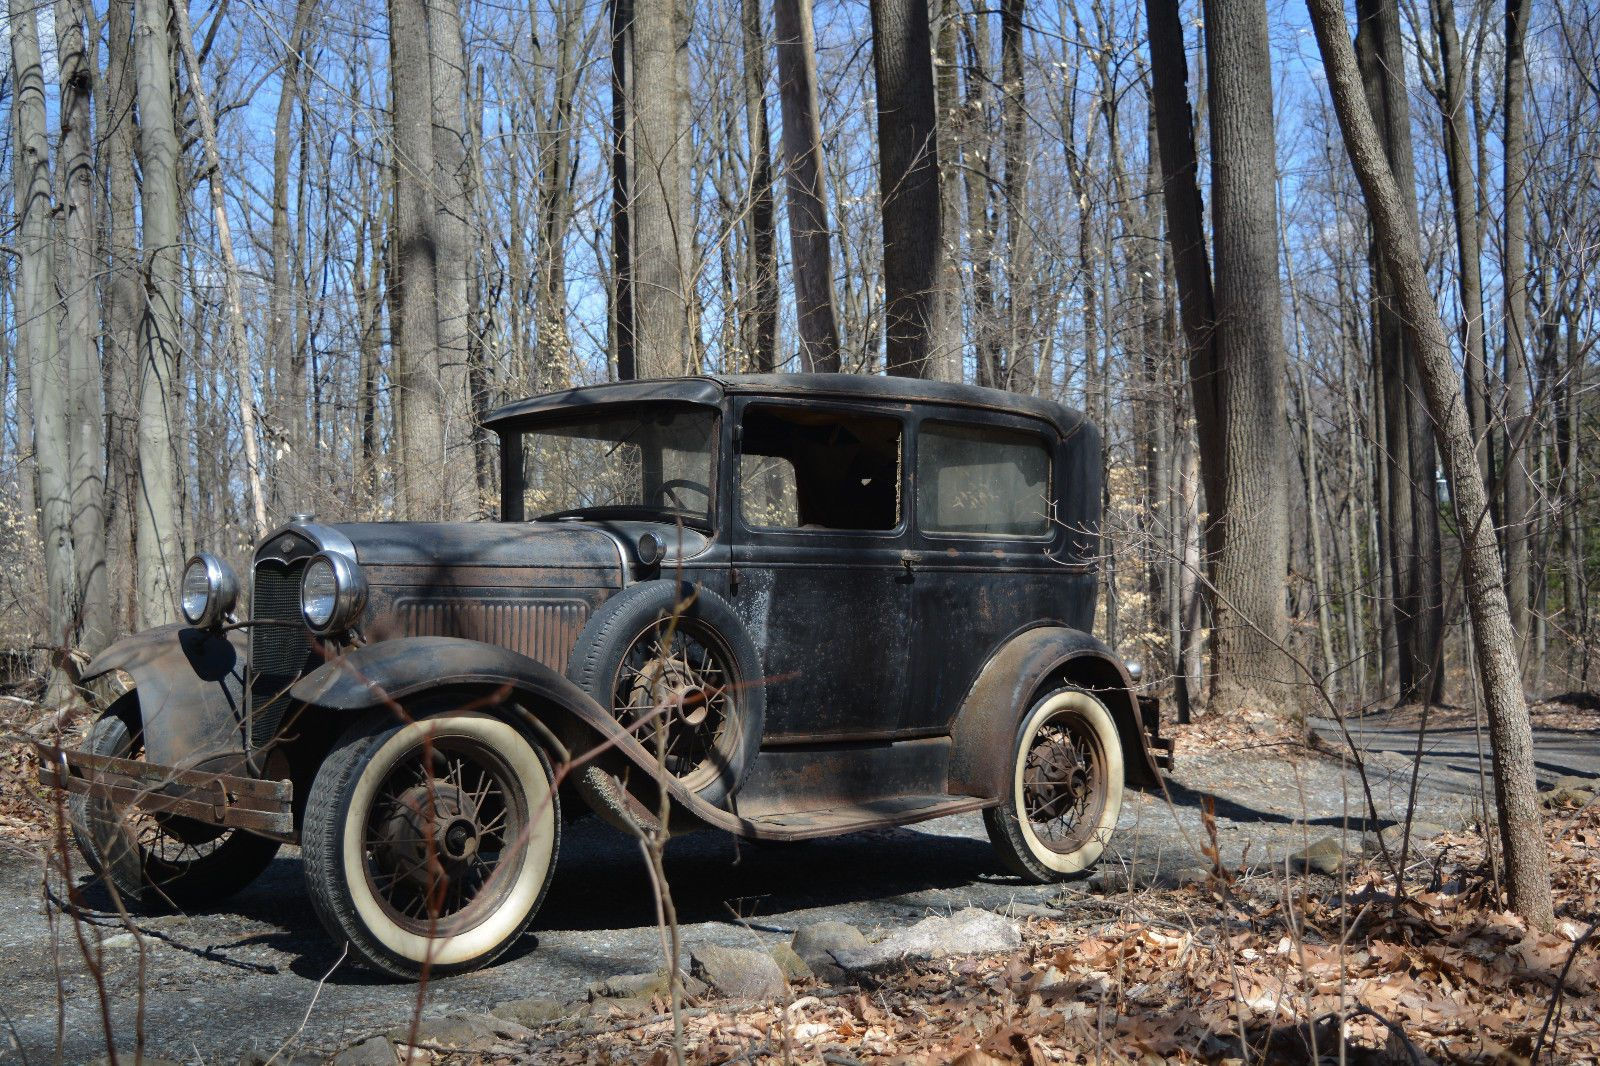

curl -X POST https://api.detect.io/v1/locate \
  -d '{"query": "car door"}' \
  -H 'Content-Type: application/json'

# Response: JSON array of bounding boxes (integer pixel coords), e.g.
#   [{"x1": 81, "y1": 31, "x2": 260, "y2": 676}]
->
[
  {"x1": 902, "y1": 412, "x2": 1081, "y2": 736},
  {"x1": 727, "y1": 397, "x2": 914, "y2": 741}
]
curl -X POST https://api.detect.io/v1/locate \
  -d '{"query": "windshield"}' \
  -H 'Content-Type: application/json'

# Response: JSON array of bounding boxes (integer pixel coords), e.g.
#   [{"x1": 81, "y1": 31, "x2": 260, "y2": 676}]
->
[{"x1": 518, "y1": 406, "x2": 717, "y2": 525}]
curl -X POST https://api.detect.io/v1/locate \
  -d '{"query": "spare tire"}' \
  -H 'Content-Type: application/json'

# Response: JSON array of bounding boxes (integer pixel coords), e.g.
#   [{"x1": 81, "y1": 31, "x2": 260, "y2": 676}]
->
[{"x1": 567, "y1": 579, "x2": 764, "y2": 812}]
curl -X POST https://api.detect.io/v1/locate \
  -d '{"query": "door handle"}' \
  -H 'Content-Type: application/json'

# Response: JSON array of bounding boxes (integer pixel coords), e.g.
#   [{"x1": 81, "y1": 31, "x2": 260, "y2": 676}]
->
[{"x1": 899, "y1": 550, "x2": 916, "y2": 574}]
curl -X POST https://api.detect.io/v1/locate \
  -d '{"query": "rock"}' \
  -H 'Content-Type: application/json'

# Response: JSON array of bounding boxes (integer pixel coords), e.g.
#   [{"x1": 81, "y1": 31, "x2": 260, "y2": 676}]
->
[
  {"x1": 1548, "y1": 774, "x2": 1599, "y2": 792},
  {"x1": 491, "y1": 997, "x2": 572, "y2": 1028},
  {"x1": 792, "y1": 921, "x2": 869, "y2": 982},
  {"x1": 587, "y1": 971, "x2": 707, "y2": 1002},
  {"x1": 99, "y1": 932, "x2": 138, "y2": 949},
  {"x1": 387, "y1": 1013, "x2": 531, "y2": 1048},
  {"x1": 829, "y1": 908, "x2": 1022, "y2": 973},
  {"x1": 1285, "y1": 836, "x2": 1347, "y2": 875},
  {"x1": 768, "y1": 942, "x2": 813, "y2": 981},
  {"x1": 690, "y1": 944, "x2": 788, "y2": 1000},
  {"x1": 235, "y1": 1053, "x2": 323, "y2": 1066},
  {"x1": 333, "y1": 1036, "x2": 398, "y2": 1066},
  {"x1": 1543, "y1": 786, "x2": 1594, "y2": 809}
]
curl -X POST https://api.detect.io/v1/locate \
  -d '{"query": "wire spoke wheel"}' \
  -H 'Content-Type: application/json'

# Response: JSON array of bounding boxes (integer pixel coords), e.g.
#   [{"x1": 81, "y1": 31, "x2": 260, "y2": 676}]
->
[
  {"x1": 985, "y1": 688, "x2": 1125, "y2": 881},
  {"x1": 1021, "y1": 718, "x2": 1107, "y2": 857},
  {"x1": 610, "y1": 616, "x2": 739, "y2": 793},
  {"x1": 360, "y1": 734, "x2": 528, "y2": 940}
]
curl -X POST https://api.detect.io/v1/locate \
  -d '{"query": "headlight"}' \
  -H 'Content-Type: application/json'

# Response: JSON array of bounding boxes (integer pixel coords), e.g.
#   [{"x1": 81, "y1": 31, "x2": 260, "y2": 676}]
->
[
  {"x1": 180, "y1": 552, "x2": 239, "y2": 629},
  {"x1": 300, "y1": 552, "x2": 367, "y2": 635}
]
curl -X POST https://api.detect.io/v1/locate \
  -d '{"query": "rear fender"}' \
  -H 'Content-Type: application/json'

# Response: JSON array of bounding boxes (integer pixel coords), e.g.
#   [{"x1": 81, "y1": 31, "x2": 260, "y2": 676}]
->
[
  {"x1": 948, "y1": 626, "x2": 1161, "y2": 798},
  {"x1": 79, "y1": 625, "x2": 249, "y2": 771}
]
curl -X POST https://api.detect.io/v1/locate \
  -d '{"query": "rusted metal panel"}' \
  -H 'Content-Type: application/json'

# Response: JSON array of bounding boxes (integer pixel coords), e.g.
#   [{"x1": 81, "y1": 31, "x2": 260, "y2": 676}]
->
[
  {"x1": 36, "y1": 743, "x2": 294, "y2": 839},
  {"x1": 395, "y1": 598, "x2": 588, "y2": 672},
  {"x1": 79, "y1": 625, "x2": 250, "y2": 769},
  {"x1": 735, "y1": 737, "x2": 951, "y2": 818},
  {"x1": 947, "y1": 626, "x2": 1163, "y2": 798}
]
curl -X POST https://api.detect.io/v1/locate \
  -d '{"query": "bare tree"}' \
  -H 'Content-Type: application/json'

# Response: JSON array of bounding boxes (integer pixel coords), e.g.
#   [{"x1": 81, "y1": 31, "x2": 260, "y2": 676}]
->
[
  {"x1": 54, "y1": 0, "x2": 110, "y2": 655},
  {"x1": 11, "y1": 0, "x2": 76, "y2": 699},
  {"x1": 870, "y1": 0, "x2": 943, "y2": 378},
  {"x1": 1305, "y1": 0, "x2": 1554, "y2": 930},
  {"x1": 1203, "y1": 0, "x2": 1292, "y2": 711},
  {"x1": 774, "y1": 0, "x2": 842, "y2": 371},
  {"x1": 1501, "y1": 0, "x2": 1533, "y2": 652},
  {"x1": 132, "y1": 0, "x2": 186, "y2": 629},
  {"x1": 740, "y1": 0, "x2": 778, "y2": 370}
]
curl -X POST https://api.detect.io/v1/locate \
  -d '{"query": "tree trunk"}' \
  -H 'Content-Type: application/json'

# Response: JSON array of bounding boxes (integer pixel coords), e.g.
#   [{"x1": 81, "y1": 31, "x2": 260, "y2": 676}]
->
[
  {"x1": 55, "y1": 0, "x2": 110, "y2": 656},
  {"x1": 870, "y1": 0, "x2": 942, "y2": 378},
  {"x1": 1305, "y1": 0, "x2": 1554, "y2": 930},
  {"x1": 101, "y1": 0, "x2": 140, "y2": 633},
  {"x1": 1000, "y1": 0, "x2": 1030, "y2": 391},
  {"x1": 267, "y1": 0, "x2": 316, "y2": 508},
  {"x1": 610, "y1": 0, "x2": 636, "y2": 378},
  {"x1": 1501, "y1": 0, "x2": 1533, "y2": 656},
  {"x1": 741, "y1": 0, "x2": 779, "y2": 370},
  {"x1": 1428, "y1": 0, "x2": 1490, "y2": 479},
  {"x1": 429, "y1": 0, "x2": 476, "y2": 500},
  {"x1": 389, "y1": 0, "x2": 449, "y2": 516},
  {"x1": 1145, "y1": 0, "x2": 1223, "y2": 576},
  {"x1": 1203, "y1": 0, "x2": 1292, "y2": 711},
  {"x1": 172, "y1": 0, "x2": 268, "y2": 538},
  {"x1": 929, "y1": 0, "x2": 964, "y2": 381},
  {"x1": 1356, "y1": 0, "x2": 1445, "y2": 706},
  {"x1": 774, "y1": 0, "x2": 842, "y2": 371},
  {"x1": 629, "y1": 0, "x2": 695, "y2": 376},
  {"x1": 133, "y1": 0, "x2": 185, "y2": 629},
  {"x1": 11, "y1": 0, "x2": 77, "y2": 700}
]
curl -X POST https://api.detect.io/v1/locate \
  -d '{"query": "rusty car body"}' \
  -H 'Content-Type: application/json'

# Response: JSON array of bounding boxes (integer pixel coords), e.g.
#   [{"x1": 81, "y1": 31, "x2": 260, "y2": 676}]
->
[{"x1": 47, "y1": 373, "x2": 1169, "y2": 977}]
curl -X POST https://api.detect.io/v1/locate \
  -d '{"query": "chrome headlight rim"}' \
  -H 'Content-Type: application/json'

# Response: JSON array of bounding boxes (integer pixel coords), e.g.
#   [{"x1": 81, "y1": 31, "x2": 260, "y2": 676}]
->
[
  {"x1": 300, "y1": 551, "x2": 367, "y2": 636},
  {"x1": 180, "y1": 551, "x2": 240, "y2": 630}
]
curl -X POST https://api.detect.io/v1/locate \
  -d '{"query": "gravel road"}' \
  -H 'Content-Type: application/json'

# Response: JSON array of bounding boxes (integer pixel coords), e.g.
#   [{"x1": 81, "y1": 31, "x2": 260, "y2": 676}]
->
[{"x1": 3, "y1": 707, "x2": 1596, "y2": 1064}]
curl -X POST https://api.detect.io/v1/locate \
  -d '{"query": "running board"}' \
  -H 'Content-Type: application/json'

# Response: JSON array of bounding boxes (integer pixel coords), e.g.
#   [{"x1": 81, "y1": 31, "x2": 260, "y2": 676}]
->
[{"x1": 730, "y1": 794, "x2": 993, "y2": 841}]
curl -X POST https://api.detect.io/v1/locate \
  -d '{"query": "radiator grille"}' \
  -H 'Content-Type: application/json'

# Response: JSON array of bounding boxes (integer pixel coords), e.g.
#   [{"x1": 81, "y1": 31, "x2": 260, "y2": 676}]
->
[
  {"x1": 399, "y1": 599, "x2": 587, "y2": 672},
  {"x1": 249, "y1": 559, "x2": 313, "y2": 749}
]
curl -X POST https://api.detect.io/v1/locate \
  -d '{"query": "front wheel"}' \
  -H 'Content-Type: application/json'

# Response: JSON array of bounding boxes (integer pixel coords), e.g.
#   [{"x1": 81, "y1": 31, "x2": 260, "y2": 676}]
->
[
  {"x1": 300, "y1": 706, "x2": 560, "y2": 979},
  {"x1": 69, "y1": 699, "x2": 281, "y2": 909},
  {"x1": 984, "y1": 688, "x2": 1124, "y2": 881}
]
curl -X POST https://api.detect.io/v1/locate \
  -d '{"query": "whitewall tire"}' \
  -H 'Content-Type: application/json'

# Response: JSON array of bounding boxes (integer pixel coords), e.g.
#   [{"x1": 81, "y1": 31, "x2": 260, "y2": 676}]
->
[
  {"x1": 983, "y1": 688, "x2": 1124, "y2": 881},
  {"x1": 301, "y1": 706, "x2": 559, "y2": 978}
]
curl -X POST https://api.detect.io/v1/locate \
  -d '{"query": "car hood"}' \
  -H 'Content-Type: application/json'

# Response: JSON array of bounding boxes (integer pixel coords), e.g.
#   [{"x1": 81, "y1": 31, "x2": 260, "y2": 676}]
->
[{"x1": 331, "y1": 521, "x2": 627, "y2": 578}]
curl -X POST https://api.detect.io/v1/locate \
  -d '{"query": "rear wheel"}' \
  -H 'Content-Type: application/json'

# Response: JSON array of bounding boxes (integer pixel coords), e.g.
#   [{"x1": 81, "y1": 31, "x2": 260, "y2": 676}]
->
[
  {"x1": 69, "y1": 699, "x2": 281, "y2": 909},
  {"x1": 567, "y1": 580, "x2": 763, "y2": 815},
  {"x1": 984, "y1": 688, "x2": 1124, "y2": 882},
  {"x1": 300, "y1": 706, "x2": 559, "y2": 978}
]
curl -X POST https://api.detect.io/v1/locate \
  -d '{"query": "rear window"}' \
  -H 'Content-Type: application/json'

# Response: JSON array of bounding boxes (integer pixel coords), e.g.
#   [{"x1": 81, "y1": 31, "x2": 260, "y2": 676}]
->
[{"x1": 916, "y1": 422, "x2": 1051, "y2": 537}]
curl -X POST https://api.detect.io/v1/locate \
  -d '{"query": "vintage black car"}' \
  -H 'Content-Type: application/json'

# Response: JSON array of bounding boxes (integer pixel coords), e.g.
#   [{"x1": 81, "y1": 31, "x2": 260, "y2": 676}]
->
[{"x1": 46, "y1": 373, "x2": 1169, "y2": 978}]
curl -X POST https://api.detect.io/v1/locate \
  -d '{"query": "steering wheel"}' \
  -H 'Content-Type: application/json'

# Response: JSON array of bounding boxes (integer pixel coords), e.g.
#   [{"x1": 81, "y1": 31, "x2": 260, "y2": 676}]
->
[{"x1": 656, "y1": 478, "x2": 712, "y2": 511}]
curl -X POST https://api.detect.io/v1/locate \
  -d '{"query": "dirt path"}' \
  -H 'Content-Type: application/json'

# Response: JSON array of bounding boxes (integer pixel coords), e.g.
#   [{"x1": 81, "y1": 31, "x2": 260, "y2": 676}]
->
[{"x1": 3, "y1": 706, "x2": 1596, "y2": 1064}]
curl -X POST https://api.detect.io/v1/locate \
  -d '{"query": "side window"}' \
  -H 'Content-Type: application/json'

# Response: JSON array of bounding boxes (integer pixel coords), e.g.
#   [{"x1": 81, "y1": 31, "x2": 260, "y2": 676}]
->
[
  {"x1": 739, "y1": 406, "x2": 903, "y2": 531},
  {"x1": 917, "y1": 421, "x2": 1051, "y2": 537}
]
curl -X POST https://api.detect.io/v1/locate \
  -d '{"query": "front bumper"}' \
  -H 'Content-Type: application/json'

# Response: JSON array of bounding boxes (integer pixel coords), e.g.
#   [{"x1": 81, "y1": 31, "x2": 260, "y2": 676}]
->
[{"x1": 36, "y1": 743, "x2": 295, "y2": 841}]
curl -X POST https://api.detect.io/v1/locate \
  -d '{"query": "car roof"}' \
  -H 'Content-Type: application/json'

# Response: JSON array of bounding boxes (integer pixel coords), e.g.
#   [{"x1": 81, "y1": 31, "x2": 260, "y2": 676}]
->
[{"x1": 482, "y1": 373, "x2": 1090, "y2": 437}]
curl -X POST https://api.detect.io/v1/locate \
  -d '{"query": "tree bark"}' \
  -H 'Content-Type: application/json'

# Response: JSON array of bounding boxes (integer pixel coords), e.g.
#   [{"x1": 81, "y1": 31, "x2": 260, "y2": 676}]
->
[
  {"x1": 1000, "y1": 0, "x2": 1030, "y2": 390},
  {"x1": 133, "y1": 0, "x2": 185, "y2": 628},
  {"x1": 774, "y1": 0, "x2": 842, "y2": 371},
  {"x1": 1203, "y1": 0, "x2": 1292, "y2": 710},
  {"x1": 11, "y1": 0, "x2": 77, "y2": 699},
  {"x1": 1305, "y1": 0, "x2": 1554, "y2": 930},
  {"x1": 54, "y1": 0, "x2": 110, "y2": 655},
  {"x1": 429, "y1": 0, "x2": 476, "y2": 499},
  {"x1": 1145, "y1": 0, "x2": 1223, "y2": 576},
  {"x1": 741, "y1": 0, "x2": 779, "y2": 370},
  {"x1": 629, "y1": 0, "x2": 695, "y2": 376},
  {"x1": 1501, "y1": 0, "x2": 1533, "y2": 654},
  {"x1": 610, "y1": 0, "x2": 636, "y2": 378},
  {"x1": 929, "y1": 0, "x2": 964, "y2": 381},
  {"x1": 389, "y1": 0, "x2": 449, "y2": 516},
  {"x1": 870, "y1": 0, "x2": 942, "y2": 378},
  {"x1": 101, "y1": 0, "x2": 141, "y2": 633}
]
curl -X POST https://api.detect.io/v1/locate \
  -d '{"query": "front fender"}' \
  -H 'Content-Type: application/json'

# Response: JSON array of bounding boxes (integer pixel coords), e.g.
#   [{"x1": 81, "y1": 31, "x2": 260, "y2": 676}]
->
[
  {"x1": 948, "y1": 626, "x2": 1161, "y2": 798},
  {"x1": 289, "y1": 637, "x2": 742, "y2": 828},
  {"x1": 80, "y1": 625, "x2": 249, "y2": 769}
]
